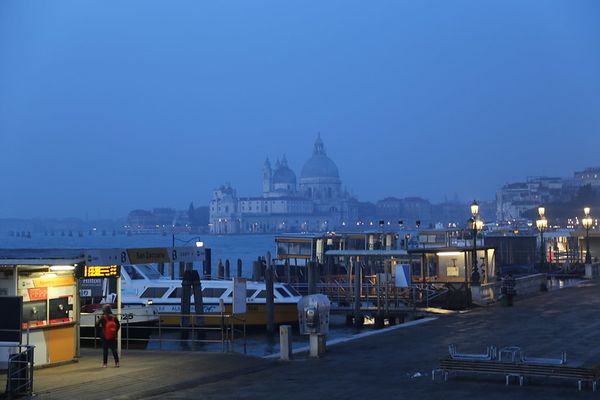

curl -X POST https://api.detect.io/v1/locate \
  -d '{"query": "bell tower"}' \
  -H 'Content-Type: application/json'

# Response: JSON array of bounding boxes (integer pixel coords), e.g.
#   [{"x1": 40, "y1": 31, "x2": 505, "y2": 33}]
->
[{"x1": 263, "y1": 157, "x2": 272, "y2": 195}]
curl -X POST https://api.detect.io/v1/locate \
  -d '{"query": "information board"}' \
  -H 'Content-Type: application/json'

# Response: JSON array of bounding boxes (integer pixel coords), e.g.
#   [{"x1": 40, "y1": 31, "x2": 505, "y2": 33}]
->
[
  {"x1": 76, "y1": 265, "x2": 121, "y2": 279},
  {"x1": 0, "y1": 296, "x2": 22, "y2": 343},
  {"x1": 232, "y1": 278, "x2": 247, "y2": 314}
]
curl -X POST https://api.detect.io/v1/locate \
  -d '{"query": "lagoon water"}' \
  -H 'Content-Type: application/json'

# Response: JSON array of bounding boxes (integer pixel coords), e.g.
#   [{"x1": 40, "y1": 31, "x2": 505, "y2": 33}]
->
[{"x1": 1, "y1": 233, "x2": 276, "y2": 277}]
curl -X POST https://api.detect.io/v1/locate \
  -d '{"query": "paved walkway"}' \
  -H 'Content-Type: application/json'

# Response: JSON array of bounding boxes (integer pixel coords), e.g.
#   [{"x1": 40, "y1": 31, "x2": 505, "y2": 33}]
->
[{"x1": 20, "y1": 281, "x2": 600, "y2": 399}]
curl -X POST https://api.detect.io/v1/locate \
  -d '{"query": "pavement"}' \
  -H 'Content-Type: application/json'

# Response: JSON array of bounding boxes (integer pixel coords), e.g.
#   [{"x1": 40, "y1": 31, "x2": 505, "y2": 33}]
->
[{"x1": 13, "y1": 281, "x2": 600, "y2": 399}]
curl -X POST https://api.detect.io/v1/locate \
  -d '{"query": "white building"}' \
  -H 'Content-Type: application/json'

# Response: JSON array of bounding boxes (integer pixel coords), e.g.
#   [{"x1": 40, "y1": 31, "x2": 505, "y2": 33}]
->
[{"x1": 210, "y1": 136, "x2": 358, "y2": 234}]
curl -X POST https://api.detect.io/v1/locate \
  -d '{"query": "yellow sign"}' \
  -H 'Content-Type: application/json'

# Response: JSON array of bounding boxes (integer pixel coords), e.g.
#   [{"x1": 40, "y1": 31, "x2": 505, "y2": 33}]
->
[
  {"x1": 77, "y1": 265, "x2": 121, "y2": 278},
  {"x1": 127, "y1": 248, "x2": 171, "y2": 264}
]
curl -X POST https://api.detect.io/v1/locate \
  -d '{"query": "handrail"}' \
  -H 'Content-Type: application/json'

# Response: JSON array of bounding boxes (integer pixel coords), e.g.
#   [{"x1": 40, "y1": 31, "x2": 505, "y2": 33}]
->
[{"x1": 80, "y1": 312, "x2": 247, "y2": 354}]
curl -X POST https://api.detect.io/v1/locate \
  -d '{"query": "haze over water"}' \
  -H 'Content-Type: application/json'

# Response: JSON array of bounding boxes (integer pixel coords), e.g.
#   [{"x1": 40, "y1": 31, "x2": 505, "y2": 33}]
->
[{"x1": 1, "y1": 1, "x2": 600, "y2": 219}]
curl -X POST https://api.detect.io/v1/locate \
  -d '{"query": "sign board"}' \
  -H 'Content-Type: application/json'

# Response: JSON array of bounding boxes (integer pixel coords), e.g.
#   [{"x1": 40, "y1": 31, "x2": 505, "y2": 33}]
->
[
  {"x1": 446, "y1": 266, "x2": 459, "y2": 277},
  {"x1": 80, "y1": 278, "x2": 103, "y2": 297},
  {"x1": 76, "y1": 265, "x2": 121, "y2": 279},
  {"x1": 232, "y1": 278, "x2": 247, "y2": 314},
  {"x1": 85, "y1": 247, "x2": 205, "y2": 266},
  {"x1": 0, "y1": 296, "x2": 22, "y2": 343},
  {"x1": 395, "y1": 264, "x2": 412, "y2": 288}
]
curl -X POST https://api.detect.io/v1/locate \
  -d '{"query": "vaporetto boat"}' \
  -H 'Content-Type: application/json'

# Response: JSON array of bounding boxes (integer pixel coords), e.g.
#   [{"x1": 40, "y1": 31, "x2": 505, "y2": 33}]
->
[{"x1": 111, "y1": 264, "x2": 302, "y2": 326}]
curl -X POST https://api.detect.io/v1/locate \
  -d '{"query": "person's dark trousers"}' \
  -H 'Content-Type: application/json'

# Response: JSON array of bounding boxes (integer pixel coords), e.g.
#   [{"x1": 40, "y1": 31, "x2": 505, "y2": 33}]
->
[{"x1": 102, "y1": 339, "x2": 119, "y2": 364}]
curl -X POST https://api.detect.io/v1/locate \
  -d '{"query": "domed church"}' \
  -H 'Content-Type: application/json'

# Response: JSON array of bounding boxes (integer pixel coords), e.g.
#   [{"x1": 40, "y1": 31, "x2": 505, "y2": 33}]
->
[{"x1": 210, "y1": 135, "x2": 358, "y2": 234}]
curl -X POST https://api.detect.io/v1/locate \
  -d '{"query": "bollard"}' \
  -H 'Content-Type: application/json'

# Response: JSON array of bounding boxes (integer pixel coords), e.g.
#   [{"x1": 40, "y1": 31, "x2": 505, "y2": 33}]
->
[
  {"x1": 237, "y1": 258, "x2": 243, "y2": 278},
  {"x1": 309, "y1": 334, "x2": 326, "y2": 358},
  {"x1": 266, "y1": 252, "x2": 275, "y2": 334},
  {"x1": 225, "y1": 259, "x2": 231, "y2": 279},
  {"x1": 280, "y1": 325, "x2": 292, "y2": 361}
]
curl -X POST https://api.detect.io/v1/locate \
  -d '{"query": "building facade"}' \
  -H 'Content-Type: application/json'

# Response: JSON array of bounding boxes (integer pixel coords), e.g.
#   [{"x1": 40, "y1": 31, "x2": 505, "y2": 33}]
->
[{"x1": 210, "y1": 136, "x2": 358, "y2": 234}]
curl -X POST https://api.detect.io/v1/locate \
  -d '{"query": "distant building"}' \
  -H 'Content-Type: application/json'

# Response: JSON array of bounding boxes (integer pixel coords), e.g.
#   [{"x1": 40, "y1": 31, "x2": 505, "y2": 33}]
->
[
  {"x1": 209, "y1": 136, "x2": 359, "y2": 234},
  {"x1": 125, "y1": 207, "x2": 191, "y2": 234},
  {"x1": 495, "y1": 168, "x2": 599, "y2": 222},
  {"x1": 574, "y1": 167, "x2": 600, "y2": 188}
]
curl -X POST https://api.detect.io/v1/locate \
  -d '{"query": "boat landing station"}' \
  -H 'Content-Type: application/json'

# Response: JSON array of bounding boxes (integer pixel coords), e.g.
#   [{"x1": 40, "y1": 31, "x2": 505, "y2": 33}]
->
[{"x1": 0, "y1": 246, "x2": 205, "y2": 371}]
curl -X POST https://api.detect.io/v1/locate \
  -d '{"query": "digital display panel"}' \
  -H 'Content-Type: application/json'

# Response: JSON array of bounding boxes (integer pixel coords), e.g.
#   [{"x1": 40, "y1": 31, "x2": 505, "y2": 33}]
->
[{"x1": 76, "y1": 265, "x2": 120, "y2": 278}]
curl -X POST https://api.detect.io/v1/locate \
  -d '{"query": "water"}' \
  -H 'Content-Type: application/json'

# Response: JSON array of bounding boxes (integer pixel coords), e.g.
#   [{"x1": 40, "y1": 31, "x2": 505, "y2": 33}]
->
[
  {"x1": 1, "y1": 233, "x2": 275, "y2": 277},
  {"x1": 3, "y1": 232, "x2": 413, "y2": 356}
]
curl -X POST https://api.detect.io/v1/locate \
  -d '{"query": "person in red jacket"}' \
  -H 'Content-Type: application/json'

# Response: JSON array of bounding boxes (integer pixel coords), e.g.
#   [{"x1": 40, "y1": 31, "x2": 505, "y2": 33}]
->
[{"x1": 95, "y1": 305, "x2": 120, "y2": 368}]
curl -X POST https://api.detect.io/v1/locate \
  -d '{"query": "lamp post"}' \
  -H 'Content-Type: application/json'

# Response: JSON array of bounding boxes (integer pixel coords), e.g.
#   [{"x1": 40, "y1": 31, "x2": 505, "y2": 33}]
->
[
  {"x1": 536, "y1": 205, "x2": 548, "y2": 273},
  {"x1": 583, "y1": 207, "x2": 593, "y2": 264},
  {"x1": 469, "y1": 201, "x2": 483, "y2": 286}
]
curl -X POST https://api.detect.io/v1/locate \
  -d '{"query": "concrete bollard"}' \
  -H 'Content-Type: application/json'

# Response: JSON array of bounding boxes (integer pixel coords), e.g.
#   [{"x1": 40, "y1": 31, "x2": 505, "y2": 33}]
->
[{"x1": 280, "y1": 325, "x2": 292, "y2": 361}]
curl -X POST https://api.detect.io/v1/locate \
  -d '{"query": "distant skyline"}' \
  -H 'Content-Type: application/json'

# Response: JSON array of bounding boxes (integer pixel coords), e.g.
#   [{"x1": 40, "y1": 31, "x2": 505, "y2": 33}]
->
[{"x1": 1, "y1": 1, "x2": 599, "y2": 218}]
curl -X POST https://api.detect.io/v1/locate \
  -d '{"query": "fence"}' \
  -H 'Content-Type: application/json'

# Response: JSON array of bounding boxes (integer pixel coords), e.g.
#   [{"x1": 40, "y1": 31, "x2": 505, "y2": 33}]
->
[{"x1": 80, "y1": 312, "x2": 247, "y2": 354}]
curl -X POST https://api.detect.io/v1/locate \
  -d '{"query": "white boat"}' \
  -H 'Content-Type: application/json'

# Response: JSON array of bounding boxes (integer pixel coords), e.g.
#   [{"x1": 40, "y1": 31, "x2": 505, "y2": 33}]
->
[
  {"x1": 111, "y1": 264, "x2": 302, "y2": 326},
  {"x1": 79, "y1": 304, "x2": 159, "y2": 347}
]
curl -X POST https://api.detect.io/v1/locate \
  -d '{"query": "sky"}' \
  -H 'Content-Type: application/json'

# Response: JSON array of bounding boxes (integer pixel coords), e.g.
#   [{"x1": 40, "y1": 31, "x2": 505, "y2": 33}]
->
[{"x1": 1, "y1": 1, "x2": 600, "y2": 219}]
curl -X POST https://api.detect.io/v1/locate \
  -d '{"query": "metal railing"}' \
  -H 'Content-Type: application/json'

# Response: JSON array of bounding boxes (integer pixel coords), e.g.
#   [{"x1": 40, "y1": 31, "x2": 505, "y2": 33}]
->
[
  {"x1": 2, "y1": 344, "x2": 35, "y2": 398},
  {"x1": 80, "y1": 312, "x2": 247, "y2": 354}
]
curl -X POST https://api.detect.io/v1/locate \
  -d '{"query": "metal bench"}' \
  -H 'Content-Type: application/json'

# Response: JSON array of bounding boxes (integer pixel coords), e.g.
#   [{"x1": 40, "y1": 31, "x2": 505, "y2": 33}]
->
[{"x1": 434, "y1": 357, "x2": 600, "y2": 391}]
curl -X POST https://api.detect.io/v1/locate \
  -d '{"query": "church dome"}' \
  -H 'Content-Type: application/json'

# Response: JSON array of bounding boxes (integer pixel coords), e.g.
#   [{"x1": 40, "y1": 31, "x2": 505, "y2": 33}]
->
[
  {"x1": 272, "y1": 157, "x2": 297, "y2": 184},
  {"x1": 300, "y1": 136, "x2": 340, "y2": 180}
]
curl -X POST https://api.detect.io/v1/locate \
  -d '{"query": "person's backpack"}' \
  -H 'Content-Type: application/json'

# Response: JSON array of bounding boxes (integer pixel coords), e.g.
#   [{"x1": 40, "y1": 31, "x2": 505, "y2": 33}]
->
[{"x1": 104, "y1": 315, "x2": 118, "y2": 340}]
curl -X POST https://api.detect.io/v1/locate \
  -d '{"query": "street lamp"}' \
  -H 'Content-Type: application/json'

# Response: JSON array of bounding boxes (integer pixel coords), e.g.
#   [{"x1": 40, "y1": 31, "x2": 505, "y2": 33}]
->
[
  {"x1": 583, "y1": 207, "x2": 593, "y2": 264},
  {"x1": 469, "y1": 201, "x2": 483, "y2": 286},
  {"x1": 536, "y1": 207, "x2": 548, "y2": 273}
]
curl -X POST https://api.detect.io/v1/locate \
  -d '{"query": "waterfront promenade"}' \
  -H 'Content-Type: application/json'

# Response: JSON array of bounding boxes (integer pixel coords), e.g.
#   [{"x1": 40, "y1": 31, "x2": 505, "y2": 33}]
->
[{"x1": 25, "y1": 281, "x2": 600, "y2": 399}]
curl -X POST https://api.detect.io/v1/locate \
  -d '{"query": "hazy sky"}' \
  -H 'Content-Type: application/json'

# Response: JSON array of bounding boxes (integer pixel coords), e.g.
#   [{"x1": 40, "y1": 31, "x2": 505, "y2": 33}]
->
[{"x1": 1, "y1": 1, "x2": 599, "y2": 218}]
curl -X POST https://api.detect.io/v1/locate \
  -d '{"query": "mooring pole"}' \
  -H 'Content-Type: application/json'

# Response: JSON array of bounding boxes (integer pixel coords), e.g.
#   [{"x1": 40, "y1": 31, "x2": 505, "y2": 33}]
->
[
  {"x1": 308, "y1": 261, "x2": 317, "y2": 295},
  {"x1": 353, "y1": 257, "x2": 362, "y2": 327},
  {"x1": 266, "y1": 251, "x2": 275, "y2": 334},
  {"x1": 225, "y1": 259, "x2": 231, "y2": 279},
  {"x1": 237, "y1": 258, "x2": 243, "y2": 278}
]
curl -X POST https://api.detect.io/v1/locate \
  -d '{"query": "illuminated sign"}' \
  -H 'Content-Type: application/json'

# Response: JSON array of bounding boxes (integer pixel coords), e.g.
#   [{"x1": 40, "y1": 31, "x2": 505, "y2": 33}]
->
[{"x1": 76, "y1": 265, "x2": 121, "y2": 278}]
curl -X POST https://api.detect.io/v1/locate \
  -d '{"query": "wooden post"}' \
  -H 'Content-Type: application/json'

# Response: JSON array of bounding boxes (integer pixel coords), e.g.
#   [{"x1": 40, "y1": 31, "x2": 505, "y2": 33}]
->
[
  {"x1": 217, "y1": 259, "x2": 224, "y2": 279},
  {"x1": 158, "y1": 262, "x2": 165, "y2": 276},
  {"x1": 308, "y1": 261, "x2": 317, "y2": 295},
  {"x1": 266, "y1": 251, "x2": 275, "y2": 334},
  {"x1": 285, "y1": 259, "x2": 291, "y2": 283},
  {"x1": 203, "y1": 248, "x2": 212, "y2": 279},
  {"x1": 179, "y1": 261, "x2": 185, "y2": 279},
  {"x1": 225, "y1": 259, "x2": 231, "y2": 279},
  {"x1": 237, "y1": 258, "x2": 242, "y2": 278},
  {"x1": 252, "y1": 261, "x2": 261, "y2": 281},
  {"x1": 353, "y1": 258, "x2": 362, "y2": 328}
]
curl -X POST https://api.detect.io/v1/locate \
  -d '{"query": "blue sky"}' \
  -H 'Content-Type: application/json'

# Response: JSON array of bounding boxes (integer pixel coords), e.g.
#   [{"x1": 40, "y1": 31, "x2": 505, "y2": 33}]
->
[{"x1": 1, "y1": 1, "x2": 599, "y2": 218}]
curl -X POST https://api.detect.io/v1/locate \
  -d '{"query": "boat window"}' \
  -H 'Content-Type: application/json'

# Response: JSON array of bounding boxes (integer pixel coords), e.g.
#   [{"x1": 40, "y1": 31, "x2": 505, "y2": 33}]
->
[
  {"x1": 276, "y1": 287, "x2": 291, "y2": 298},
  {"x1": 246, "y1": 289, "x2": 257, "y2": 298},
  {"x1": 202, "y1": 288, "x2": 226, "y2": 298},
  {"x1": 137, "y1": 265, "x2": 162, "y2": 280},
  {"x1": 284, "y1": 284, "x2": 300, "y2": 296},
  {"x1": 141, "y1": 287, "x2": 169, "y2": 298},
  {"x1": 168, "y1": 288, "x2": 183, "y2": 298},
  {"x1": 123, "y1": 265, "x2": 144, "y2": 280},
  {"x1": 254, "y1": 290, "x2": 266, "y2": 299}
]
